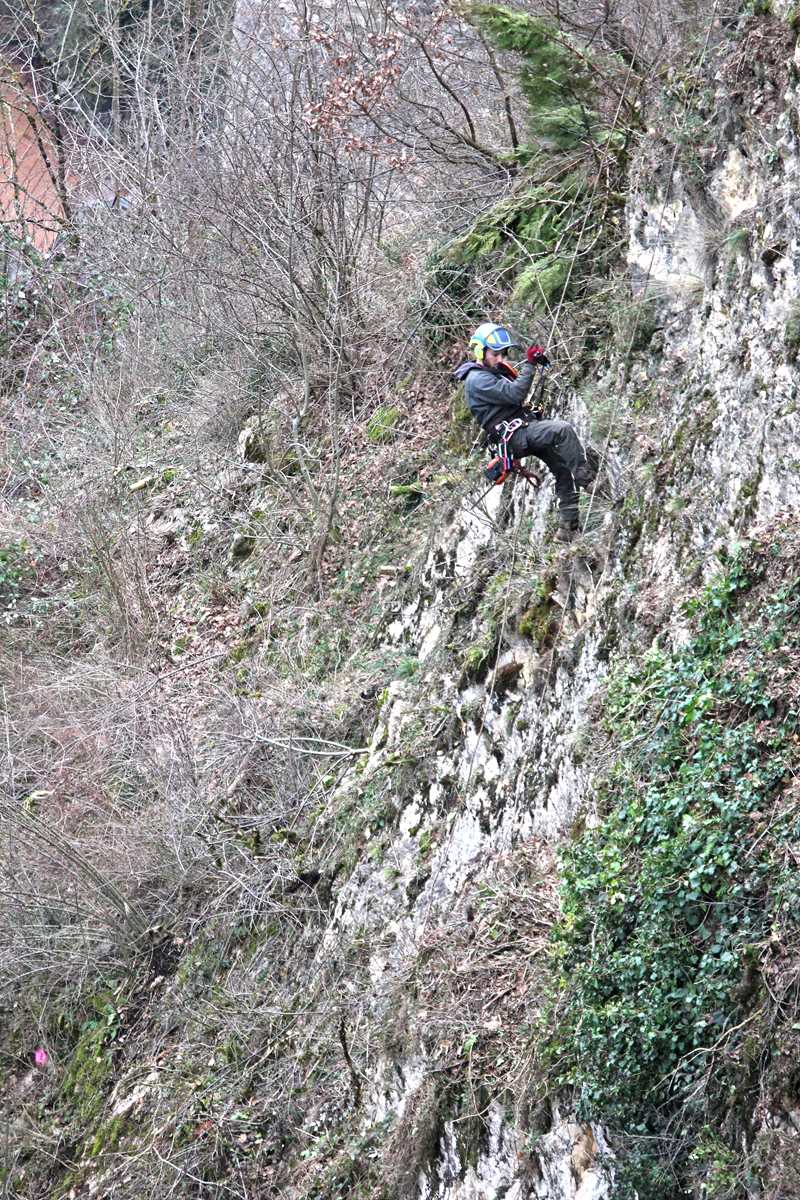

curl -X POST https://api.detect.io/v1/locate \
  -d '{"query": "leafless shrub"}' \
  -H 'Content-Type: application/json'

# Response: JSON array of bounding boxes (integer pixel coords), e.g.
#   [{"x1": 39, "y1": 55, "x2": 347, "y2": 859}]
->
[
  {"x1": 0, "y1": 670, "x2": 158, "y2": 1001},
  {"x1": 187, "y1": 360, "x2": 255, "y2": 447},
  {"x1": 396, "y1": 842, "x2": 558, "y2": 1115},
  {"x1": 76, "y1": 501, "x2": 159, "y2": 653}
]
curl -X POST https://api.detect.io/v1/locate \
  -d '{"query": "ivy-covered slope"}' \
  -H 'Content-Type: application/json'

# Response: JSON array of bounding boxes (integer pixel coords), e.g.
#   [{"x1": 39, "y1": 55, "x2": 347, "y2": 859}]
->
[{"x1": 553, "y1": 526, "x2": 800, "y2": 1198}]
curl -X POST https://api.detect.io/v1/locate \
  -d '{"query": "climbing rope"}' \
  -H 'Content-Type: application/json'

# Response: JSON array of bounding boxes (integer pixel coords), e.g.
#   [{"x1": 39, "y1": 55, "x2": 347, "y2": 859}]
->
[
  {"x1": 422, "y1": 1, "x2": 724, "y2": 931},
  {"x1": 530, "y1": 0, "x2": 722, "y2": 651},
  {"x1": 419, "y1": 482, "x2": 525, "y2": 936},
  {"x1": 580, "y1": 0, "x2": 721, "y2": 539}
]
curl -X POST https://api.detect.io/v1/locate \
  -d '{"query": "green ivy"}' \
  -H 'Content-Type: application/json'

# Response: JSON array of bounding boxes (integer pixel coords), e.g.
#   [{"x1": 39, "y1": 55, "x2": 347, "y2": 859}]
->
[{"x1": 548, "y1": 543, "x2": 800, "y2": 1197}]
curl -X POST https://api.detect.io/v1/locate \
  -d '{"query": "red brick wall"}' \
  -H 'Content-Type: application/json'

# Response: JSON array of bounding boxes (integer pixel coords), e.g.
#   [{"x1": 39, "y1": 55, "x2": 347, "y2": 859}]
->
[{"x1": 0, "y1": 75, "x2": 69, "y2": 253}]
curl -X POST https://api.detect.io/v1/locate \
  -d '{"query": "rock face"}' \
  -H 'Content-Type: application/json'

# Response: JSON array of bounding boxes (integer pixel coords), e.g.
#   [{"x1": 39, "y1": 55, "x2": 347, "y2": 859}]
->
[
  {"x1": 316, "y1": 49, "x2": 800, "y2": 1198},
  {"x1": 329, "y1": 485, "x2": 616, "y2": 1196}
]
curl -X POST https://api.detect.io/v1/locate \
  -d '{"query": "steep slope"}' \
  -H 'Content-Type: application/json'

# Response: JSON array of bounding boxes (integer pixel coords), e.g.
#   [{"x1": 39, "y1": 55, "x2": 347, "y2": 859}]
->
[
  {"x1": 5, "y1": 8, "x2": 800, "y2": 1200},
  {"x1": 284, "y1": 19, "x2": 800, "y2": 1192}
]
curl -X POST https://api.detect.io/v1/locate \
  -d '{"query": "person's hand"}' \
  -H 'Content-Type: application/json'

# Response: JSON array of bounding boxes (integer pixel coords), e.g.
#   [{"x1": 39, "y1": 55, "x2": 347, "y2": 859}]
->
[
  {"x1": 526, "y1": 345, "x2": 550, "y2": 366},
  {"x1": 528, "y1": 406, "x2": 544, "y2": 420}
]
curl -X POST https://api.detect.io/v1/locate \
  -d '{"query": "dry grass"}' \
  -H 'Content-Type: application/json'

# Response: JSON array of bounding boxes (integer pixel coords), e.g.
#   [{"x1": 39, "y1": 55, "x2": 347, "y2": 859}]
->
[{"x1": 397, "y1": 841, "x2": 558, "y2": 1111}]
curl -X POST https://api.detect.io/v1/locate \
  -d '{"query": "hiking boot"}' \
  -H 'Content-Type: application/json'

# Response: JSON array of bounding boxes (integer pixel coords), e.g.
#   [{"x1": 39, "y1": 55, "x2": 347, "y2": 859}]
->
[
  {"x1": 574, "y1": 447, "x2": 599, "y2": 490},
  {"x1": 554, "y1": 522, "x2": 578, "y2": 544}
]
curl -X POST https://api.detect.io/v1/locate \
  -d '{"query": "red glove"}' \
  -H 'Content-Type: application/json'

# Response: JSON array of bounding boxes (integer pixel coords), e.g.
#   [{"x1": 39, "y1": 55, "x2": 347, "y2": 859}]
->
[{"x1": 526, "y1": 344, "x2": 550, "y2": 366}]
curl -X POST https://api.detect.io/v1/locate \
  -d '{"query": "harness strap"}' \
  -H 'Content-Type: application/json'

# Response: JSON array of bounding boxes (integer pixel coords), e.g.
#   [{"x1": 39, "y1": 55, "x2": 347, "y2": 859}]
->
[
  {"x1": 483, "y1": 418, "x2": 540, "y2": 488},
  {"x1": 480, "y1": 374, "x2": 547, "y2": 493},
  {"x1": 493, "y1": 418, "x2": 526, "y2": 474}
]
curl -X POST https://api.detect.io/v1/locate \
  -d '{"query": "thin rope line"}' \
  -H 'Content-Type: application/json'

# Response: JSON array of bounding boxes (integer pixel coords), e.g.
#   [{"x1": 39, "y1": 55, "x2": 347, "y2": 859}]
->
[
  {"x1": 419, "y1": 483, "x2": 524, "y2": 936},
  {"x1": 420, "y1": 3, "x2": 722, "y2": 932},
  {"x1": 546, "y1": 9, "x2": 652, "y2": 346},
  {"x1": 506, "y1": 2, "x2": 721, "y2": 794},
  {"x1": 581, "y1": 0, "x2": 720, "y2": 538},
  {"x1": 418, "y1": 16, "x2": 654, "y2": 926},
  {"x1": 501, "y1": 9, "x2": 658, "y2": 716}
]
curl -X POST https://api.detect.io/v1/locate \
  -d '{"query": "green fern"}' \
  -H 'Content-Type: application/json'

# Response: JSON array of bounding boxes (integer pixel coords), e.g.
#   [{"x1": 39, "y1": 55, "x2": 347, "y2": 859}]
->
[
  {"x1": 513, "y1": 258, "x2": 568, "y2": 306},
  {"x1": 465, "y1": 4, "x2": 600, "y2": 152}
]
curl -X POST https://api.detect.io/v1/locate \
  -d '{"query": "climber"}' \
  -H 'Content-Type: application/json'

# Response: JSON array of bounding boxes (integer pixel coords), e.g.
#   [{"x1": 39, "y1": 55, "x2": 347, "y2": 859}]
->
[{"x1": 454, "y1": 322, "x2": 597, "y2": 541}]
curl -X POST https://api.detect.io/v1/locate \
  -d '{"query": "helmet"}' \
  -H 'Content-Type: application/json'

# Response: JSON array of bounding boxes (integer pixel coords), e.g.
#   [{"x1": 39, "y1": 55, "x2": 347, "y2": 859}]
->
[{"x1": 469, "y1": 322, "x2": 519, "y2": 362}]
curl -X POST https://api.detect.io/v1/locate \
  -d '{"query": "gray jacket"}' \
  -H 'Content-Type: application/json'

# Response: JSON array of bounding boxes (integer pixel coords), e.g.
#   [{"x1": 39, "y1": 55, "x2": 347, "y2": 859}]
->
[{"x1": 453, "y1": 360, "x2": 536, "y2": 433}]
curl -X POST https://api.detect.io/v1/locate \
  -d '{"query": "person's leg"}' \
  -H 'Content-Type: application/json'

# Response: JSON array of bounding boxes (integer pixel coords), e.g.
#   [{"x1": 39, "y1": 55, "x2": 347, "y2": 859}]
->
[
  {"x1": 513, "y1": 420, "x2": 587, "y2": 475},
  {"x1": 509, "y1": 421, "x2": 582, "y2": 529},
  {"x1": 552, "y1": 466, "x2": 579, "y2": 529}
]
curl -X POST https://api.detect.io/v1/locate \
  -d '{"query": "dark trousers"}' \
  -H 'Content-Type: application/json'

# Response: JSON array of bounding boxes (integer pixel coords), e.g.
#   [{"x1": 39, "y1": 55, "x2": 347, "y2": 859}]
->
[{"x1": 507, "y1": 420, "x2": 585, "y2": 526}]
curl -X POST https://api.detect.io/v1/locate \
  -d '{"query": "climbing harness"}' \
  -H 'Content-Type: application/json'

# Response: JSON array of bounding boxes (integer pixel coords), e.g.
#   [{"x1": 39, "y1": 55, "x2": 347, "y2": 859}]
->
[
  {"x1": 485, "y1": 418, "x2": 528, "y2": 485},
  {"x1": 469, "y1": 419, "x2": 542, "y2": 520},
  {"x1": 482, "y1": 360, "x2": 548, "y2": 489}
]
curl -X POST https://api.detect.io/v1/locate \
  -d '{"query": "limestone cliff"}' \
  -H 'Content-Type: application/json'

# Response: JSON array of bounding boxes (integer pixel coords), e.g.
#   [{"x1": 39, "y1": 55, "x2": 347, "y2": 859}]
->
[{"x1": 306, "y1": 27, "x2": 800, "y2": 1193}]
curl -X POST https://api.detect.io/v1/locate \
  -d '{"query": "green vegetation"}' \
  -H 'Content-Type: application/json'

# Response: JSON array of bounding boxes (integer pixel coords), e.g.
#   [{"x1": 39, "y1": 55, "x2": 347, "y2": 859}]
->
[
  {"x1": 722, "y1": 226, "x2": 750, "y2": 259},
  {"x1": 331, "y1": 779, "x2": 398, "y2": 871},
  {"x1": 467, "y1": 4, "x2": 599, "y2": 153},
  {"x1": 389, "y1": 482, "x2": 424, "y2": 511},
  {"x1": 458, "y1": 567, "x2": 524, "y2": 679},
  {"x1": 418, "y1": 3, "x2": 630, "y2": 339},
  {"x1": 394, "y1": 655, "x2": 419, "y2": 679},
  {"x1": 449, "y1": 175, "x2": 588, "y2": 309},
  {"x1": 549, "y1": 538, "x2": 800, "y2": 1196},
  {"x1": 61, "y1": 995, "x2": 124, "y2": 1125},
  {"x1": 518, "y1": 574, "x2": 557, "y2": 646},
  {"x1": 367, "y1": 405, "x2": 402, "y2": 443},
  {"x1": 88, "y1": 1114, "x2": 129, "y2": 1158},
  {"x1": 462, "y1": 641, "x2": 491, "y2": 676},
  {"x1": 422, "y1": 162, "x2": 623, "y2": 339}
]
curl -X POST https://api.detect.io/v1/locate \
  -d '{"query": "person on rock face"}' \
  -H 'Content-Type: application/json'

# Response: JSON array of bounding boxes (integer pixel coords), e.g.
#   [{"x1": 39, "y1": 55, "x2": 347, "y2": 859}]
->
[{"x1": 453, "y1": 322, "x2": 597, "y2": 541}]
